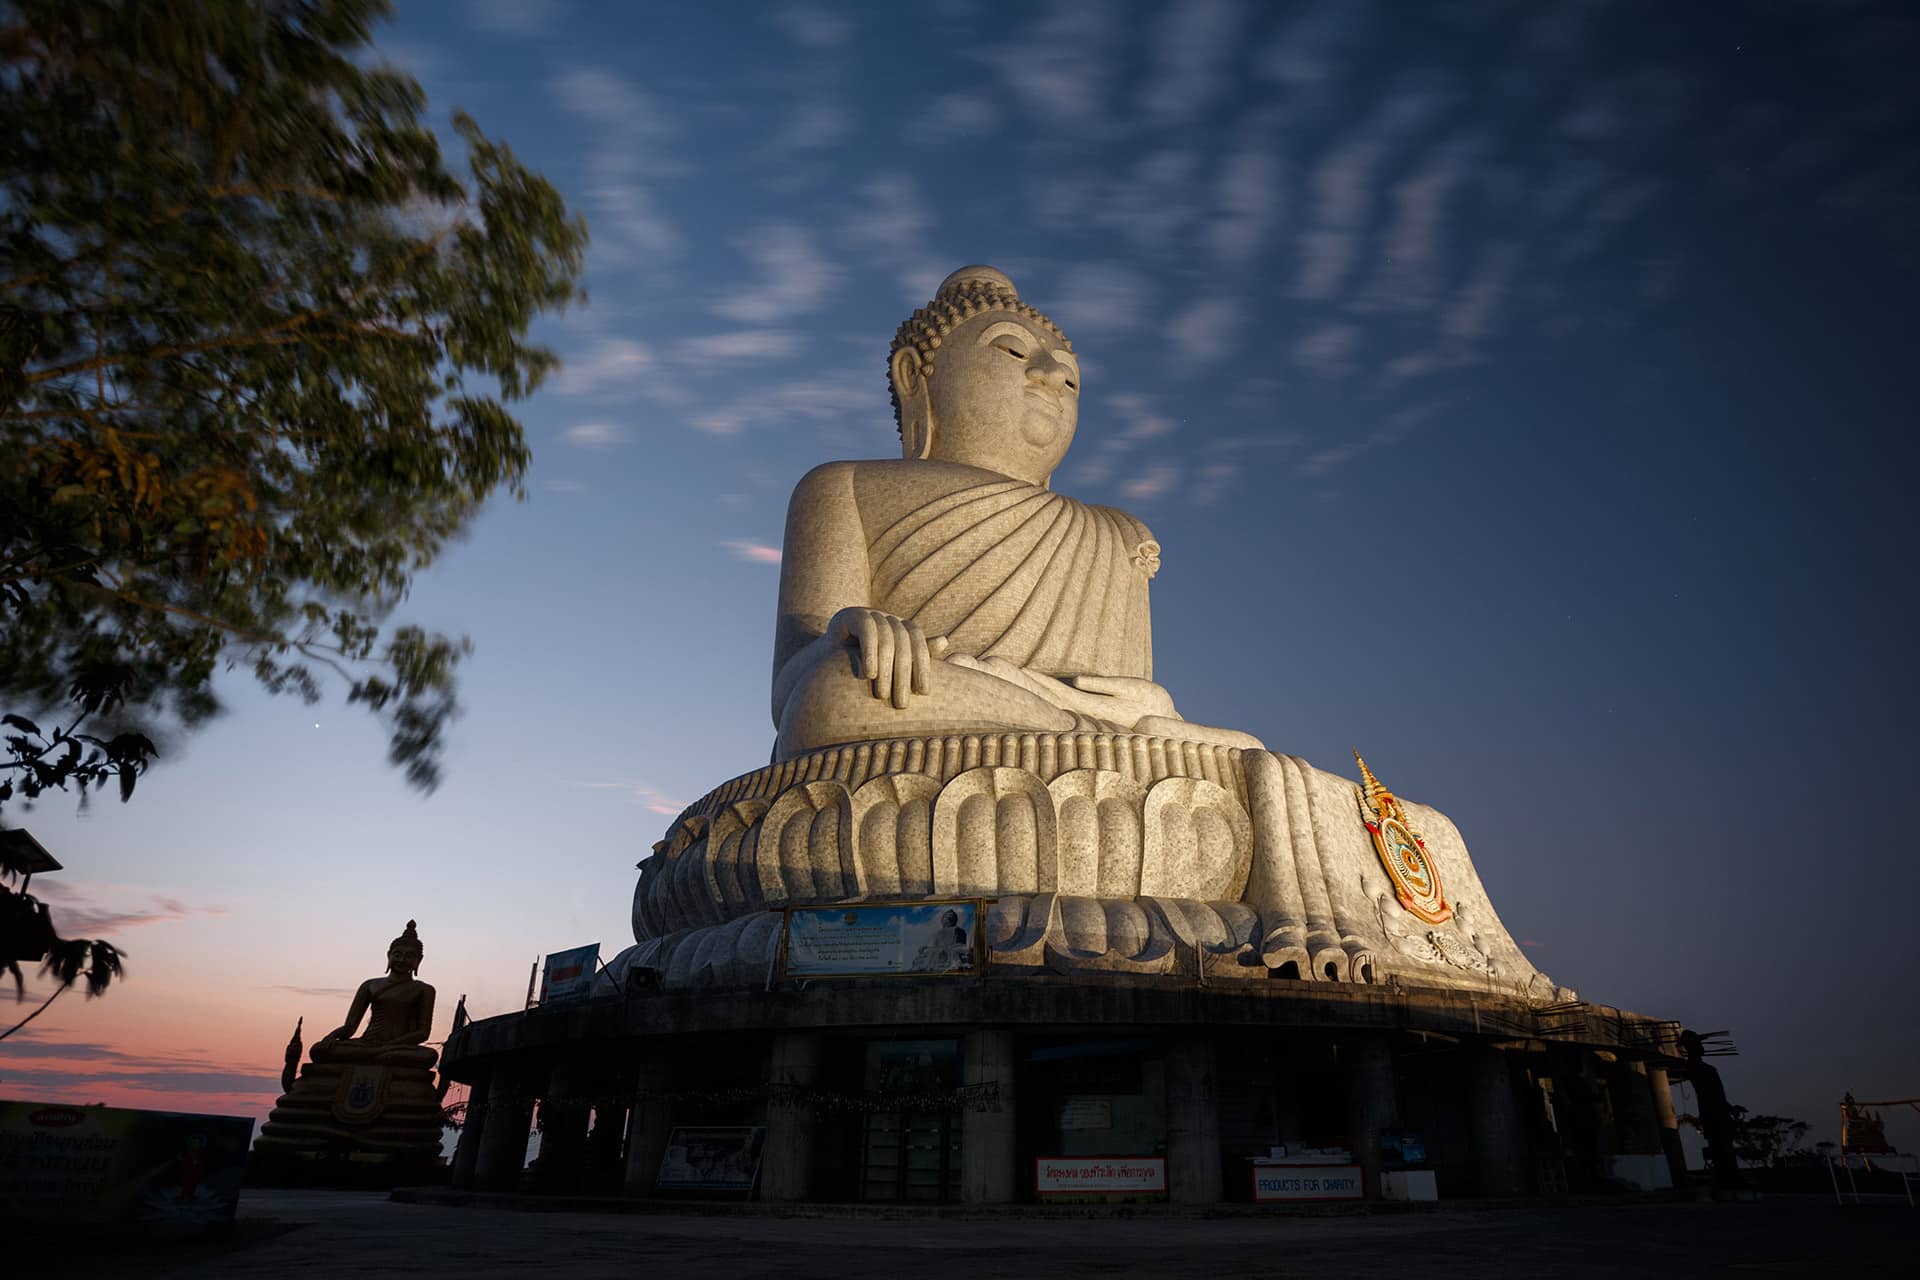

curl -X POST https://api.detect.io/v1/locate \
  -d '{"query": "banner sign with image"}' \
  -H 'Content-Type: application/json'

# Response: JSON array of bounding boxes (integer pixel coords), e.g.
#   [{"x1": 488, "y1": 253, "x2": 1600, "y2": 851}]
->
[
  {"x1": 780, "y1": 901, "x2": 982, "y2": 978},
  {"x1": 538, "y1": 943, "x2": 601, "y2": 1004},
  {"x1": 655, "y1": 1125, "x2": 766, "y2": 1193}
]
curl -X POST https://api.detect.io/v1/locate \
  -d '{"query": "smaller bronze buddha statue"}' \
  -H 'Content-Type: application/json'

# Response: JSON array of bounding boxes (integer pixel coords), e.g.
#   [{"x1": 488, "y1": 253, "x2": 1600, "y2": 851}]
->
[
  {"x1": 252, "y1": 920, "x2": 446, "y2": 1179},
  {"x1": 311, "y1": 919, "x2": 437, "y2": 1067}
]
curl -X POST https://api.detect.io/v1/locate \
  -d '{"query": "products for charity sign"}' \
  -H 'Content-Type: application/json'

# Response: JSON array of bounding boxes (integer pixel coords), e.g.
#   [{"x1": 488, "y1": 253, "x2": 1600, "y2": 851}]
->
[
  {"x1": 1035, "y1": 1156, "x2": 1167, "y2": 1196},
  {"x1": 1251, "y1": 1164, "x2": 1365, "y2": 1201}
]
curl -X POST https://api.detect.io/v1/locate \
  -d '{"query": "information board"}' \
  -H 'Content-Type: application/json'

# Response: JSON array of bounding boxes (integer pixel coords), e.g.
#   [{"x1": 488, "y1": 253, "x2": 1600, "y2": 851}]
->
[
  {"x1": 0, "y1": 1100, "x2": 253, "y2": 1231},
  {"x1": 781, "y1": 901, "x2": 981, "y2": 978},
  {"x1": 1251, "y1": 1163, "x2": 1365, "y2": 1201}
]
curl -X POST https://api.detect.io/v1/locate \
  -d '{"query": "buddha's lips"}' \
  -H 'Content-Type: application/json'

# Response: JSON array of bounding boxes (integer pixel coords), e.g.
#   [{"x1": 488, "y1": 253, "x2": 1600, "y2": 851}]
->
[{"x1": 1024, "y1": 388, "x2": 1064, "y2": 412}]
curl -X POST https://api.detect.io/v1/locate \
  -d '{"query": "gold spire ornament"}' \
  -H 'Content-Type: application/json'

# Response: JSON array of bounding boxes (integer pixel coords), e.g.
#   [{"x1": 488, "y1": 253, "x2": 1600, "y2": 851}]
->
[{"x1": 1354, "y1": 751, "x2": 1452, "y2": 925}]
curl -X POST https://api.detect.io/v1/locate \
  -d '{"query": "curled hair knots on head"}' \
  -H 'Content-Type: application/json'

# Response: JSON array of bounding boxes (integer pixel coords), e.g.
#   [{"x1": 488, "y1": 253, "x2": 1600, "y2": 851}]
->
[{"x1": 888, "y1": 266, "x2": 1073, "y2": 436}]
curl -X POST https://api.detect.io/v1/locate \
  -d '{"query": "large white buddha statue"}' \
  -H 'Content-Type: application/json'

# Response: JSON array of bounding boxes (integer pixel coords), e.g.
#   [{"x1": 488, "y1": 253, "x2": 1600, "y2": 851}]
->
[
  {"x1": 772, "y1": 266, "x2": 1261, "y2": 760},
  {"x1": 618, "y1": 266, "x2": 1564, "y2": 1003}
]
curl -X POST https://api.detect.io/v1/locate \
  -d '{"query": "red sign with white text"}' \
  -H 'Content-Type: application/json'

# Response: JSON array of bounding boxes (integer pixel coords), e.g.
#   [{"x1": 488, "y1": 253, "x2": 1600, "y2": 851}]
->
[{"x1": 1035, "y1": 1156, "x2": 1167, "y2": 1196}]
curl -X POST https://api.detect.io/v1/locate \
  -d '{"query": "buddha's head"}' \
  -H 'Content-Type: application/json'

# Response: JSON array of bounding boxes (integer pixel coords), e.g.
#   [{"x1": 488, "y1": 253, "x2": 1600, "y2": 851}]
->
[
  {"x1": 890, "y1": 266, "x2": 1080, "y2": 487},
  {"x1": 386, "y1": 919, "x2": 424, "y2": 979}
]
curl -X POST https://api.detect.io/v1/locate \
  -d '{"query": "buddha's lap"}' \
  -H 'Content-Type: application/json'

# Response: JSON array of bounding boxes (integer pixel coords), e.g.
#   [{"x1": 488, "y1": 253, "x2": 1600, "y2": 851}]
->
[
  {"x1": 311, "y1": 1041, "x2": 437, "y2": 1068},
  {"x1": 777, "y1": 653, "x2": 1081, "y2": 758}
]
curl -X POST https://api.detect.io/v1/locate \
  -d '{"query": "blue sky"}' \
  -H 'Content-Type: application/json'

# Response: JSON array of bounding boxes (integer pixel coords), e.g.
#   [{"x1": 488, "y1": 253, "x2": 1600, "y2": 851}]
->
[{"x1": 4, "y1": 0, "x2": 1917, "y2": 1151}]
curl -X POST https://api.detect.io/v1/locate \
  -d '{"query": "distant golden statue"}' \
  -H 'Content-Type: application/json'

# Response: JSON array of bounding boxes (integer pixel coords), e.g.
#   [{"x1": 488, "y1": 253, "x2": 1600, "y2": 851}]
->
[
  {"x1": 312, "y1": 919, "x2": 437, "y2": 1067},
  {"x1": 252, "y1": 920, "x2": 446, "y2": 1180}
]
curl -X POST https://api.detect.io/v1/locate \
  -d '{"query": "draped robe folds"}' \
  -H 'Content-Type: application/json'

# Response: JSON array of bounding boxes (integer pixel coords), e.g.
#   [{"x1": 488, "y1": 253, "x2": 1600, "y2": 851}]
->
[{"x1": 866, "y1": 476, "x2": 1156, "y2": 677}]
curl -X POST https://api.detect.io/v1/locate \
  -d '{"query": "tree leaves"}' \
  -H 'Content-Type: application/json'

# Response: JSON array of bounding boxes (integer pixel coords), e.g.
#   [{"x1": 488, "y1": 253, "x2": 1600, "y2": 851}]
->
[{"x1": 1, "y1": 0, "x2": 588, "y2": 813}]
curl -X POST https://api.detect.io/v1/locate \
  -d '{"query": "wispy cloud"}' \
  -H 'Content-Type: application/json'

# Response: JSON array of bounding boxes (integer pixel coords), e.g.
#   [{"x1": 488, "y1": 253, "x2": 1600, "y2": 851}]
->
[
  {"x1": 844, "y1": 176, "x2": 932, "y2": 260},
  {"x1": 672, "y1": 330, "x2": 804, "y2": 368},
  {"x1": 1094, "y1": 150, "x2": 1203, "y2": 252},
  {"x1": 1053, "y1": 263, "x2": 1153, "y2": 337},
  {"x1": 907, "y1": 93, "x2": 1001, "y2": 145},
  {"x1": 713, "y1": 225, "x2": 838, "y2": 322},
  {"x1": 1292, "y1": 83, "x2": 1450, "y2": 300},
  {"x1": 1169, "y1": 297, "x2": 1242, "y2": 363},
  {"x1": 1210, "y1": 147, "x2": 1283, "y2": 263},
  {"x1": 271, "y1": 984, "x2": 357, "y2": 999},
  {"x1": 1293, "y1": 322, "x2": 1362, "y2": 378},
  {"x1": 984, "y1": 0, "x2": 1116, "y2": 134},
  {"x1": 1257, "y1": 0, "x2": 1371, "y2": 92},
  {"x1": 0, "y1": 1064, "x2": 277, "y2": 1095},
  {"x1": 550, "y1": 68, "x2": 681, "y2": 264},
  {"x1": 562, "y1": 423, "x2": 623, "y2": 447},
  {"x1": 30, "y1": 881, "x2": 228, "y2": 937},
  {"x1": 692, "y1": 369, "x2": 884, "y2": 437},
  {"x1": 554, "y1": 338, "x2": 655, "y2": 397},
  {"x1": 1298, "y1": 398, "x2": 1446, "y2": 479},
  {"x1": 1359, "y1": 134, "x2": 1482, "y2": 312},
  {"x1": 575, "y1": 779, "x2": 686, "y2": 817},
  {"x1": 779, "y1": 101, "x2": 852, "y2": 150},
  {"x1": 469, "y1": 0, "x2": 568, "y2": 36},
  {"x1": 721, "y1": 539, "x2": 783, "y2": 566},
  {"x1": 1121, "y1": 464, "x2": 1182, "y2": 501},
  {"x1": 1143, "y1": 0, "x2": 1244, "y2": 127},
  {"x1": 1441, "y1": 242, "x2": 1523, "y2": 342},
  {"x1": 1105, "y1": 392, "x2": 1178, "y2": 443},
  {"x1": 769, "y1": 4, "x2": 850, "y2": 48}
]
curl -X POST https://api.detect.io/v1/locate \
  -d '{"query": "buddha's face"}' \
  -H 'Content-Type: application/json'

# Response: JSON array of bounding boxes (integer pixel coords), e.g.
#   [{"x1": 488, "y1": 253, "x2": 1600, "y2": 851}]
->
[
  {"x1": 899, "y1": 310, "x2": 1080, "y2": 485},
  {"x1": 387, "y1": 944, "x2": 422, "y2": 978}
]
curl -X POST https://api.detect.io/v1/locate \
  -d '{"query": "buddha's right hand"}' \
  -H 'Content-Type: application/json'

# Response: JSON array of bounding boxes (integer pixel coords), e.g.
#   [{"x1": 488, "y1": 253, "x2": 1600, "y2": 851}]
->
[{"x1": 827, "y1": 607, "x2": 951, "y2": 710}]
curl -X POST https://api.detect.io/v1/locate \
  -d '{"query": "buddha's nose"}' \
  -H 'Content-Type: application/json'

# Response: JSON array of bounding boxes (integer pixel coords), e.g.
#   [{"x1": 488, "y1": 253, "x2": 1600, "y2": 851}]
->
[{"x1": 1028, "y1": 354, "x2": 1070, "y2": 387}]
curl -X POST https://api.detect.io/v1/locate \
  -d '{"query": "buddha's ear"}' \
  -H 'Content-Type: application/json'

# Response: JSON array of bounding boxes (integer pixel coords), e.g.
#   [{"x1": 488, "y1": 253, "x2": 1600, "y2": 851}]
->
[
  {"x1": 891, "y1": 347, "x2": 933, "y2": 460},
  {"x1": 889, "y1": 346, "x2": 925, "y2": 405}
]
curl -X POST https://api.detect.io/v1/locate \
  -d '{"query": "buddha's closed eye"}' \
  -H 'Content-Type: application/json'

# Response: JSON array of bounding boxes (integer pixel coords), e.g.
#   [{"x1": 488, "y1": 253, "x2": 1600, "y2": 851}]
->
[{"x1": 991, "y1": 337, "x2": 1028, "y2": 360}]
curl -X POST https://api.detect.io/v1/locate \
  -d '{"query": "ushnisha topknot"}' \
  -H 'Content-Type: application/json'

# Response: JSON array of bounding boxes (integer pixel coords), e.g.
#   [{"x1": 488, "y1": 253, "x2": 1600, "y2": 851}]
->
[
  {"x1": 889, "y1": 265, "x2": 1074, "y2": 435},
  {"x1": 390, "y1": 919, "x2": 422, "y2": 954}
]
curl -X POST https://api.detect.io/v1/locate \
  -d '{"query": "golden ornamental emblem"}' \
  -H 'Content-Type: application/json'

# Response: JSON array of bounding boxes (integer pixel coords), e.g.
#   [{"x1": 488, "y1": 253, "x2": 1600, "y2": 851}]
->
[{"x1": 1354, "y1": 751, "x2": 1452, "y2": 925}]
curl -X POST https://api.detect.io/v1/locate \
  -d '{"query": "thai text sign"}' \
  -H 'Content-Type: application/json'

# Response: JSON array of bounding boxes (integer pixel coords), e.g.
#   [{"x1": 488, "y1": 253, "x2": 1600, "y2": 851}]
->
[
  {"x1": 781, "y1": 901, "x2": 981, "y2": 978},
  {"x1": 1252, "y1": 1164, "x2": 1365, "y2": 1201},
  {"x1": 539, "y1": 943, "x2": 600, "y2": 1004},
  {"x1": 0, "y1": 1099, "x2": 253, "y2": 1231},
  {"x1": 656, "y1": 1125, "x2": 765, "y2": 1193},
  {"x1": 1035, "y1": 1156, "x2": 1167, "y2": 1196}
]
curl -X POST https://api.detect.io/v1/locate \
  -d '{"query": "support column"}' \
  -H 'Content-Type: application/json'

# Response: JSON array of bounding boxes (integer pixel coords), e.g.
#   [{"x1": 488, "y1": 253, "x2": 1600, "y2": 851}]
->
[
  {"x1": 759, "y1": 1033, "x2": 822, "y2": 1202},
  {"x1": 1576, "y1": 1053, "x2": 1615, "y2": 1186},
  {"x1": 1468, "y1": 1044, "x2": 1527, "y2": 1197},
  {"x1": 449, "y1": 1068, "x2": 492, "y2": 1190},
  {"x1": 1614, "y1": 1061, "x2": 1663, "y2": 1154},
  {"x1": 1647, "y1": 1066, "x2": 1688, "y2": 1190},
  {"x1": 471, "y1": 1059, "x2": 538, "y2": 1191},
  {"x1": 1165, "y1": 1038, "x2": 1223, "y2": 1203},
  {"x1": 622, "y1": 1054, "x2": 673, "y2": 1197},
  {"x1": 532, "y1": 1057, "x2": 594, "y2": 1194},
  {"x1": 582, "y1": 1086, "x2": 630, "y2": 1195},
  {"x1": 1344, "y1": 1033, "x2": 1398, "y2": 1200},
  {"x1": 961, "y1": 1028, "x2": 1017, "y2": 1204}
]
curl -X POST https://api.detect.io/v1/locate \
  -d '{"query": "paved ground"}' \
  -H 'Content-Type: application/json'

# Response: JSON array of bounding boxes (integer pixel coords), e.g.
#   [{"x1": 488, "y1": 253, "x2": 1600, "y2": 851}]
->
[{"x1": 15, "y1": 1190, "x2": 1917, "y2": 1278}]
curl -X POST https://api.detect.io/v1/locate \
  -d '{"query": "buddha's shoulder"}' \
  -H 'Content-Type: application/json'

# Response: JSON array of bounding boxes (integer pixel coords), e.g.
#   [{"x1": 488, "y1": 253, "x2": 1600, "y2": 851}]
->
[
  {"x1": 793, "y1": 459, "x2": 1032, "y2": 504},
  {"x1": 1083, "y1": 500, "x2": 1154, "y2": 543}
]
